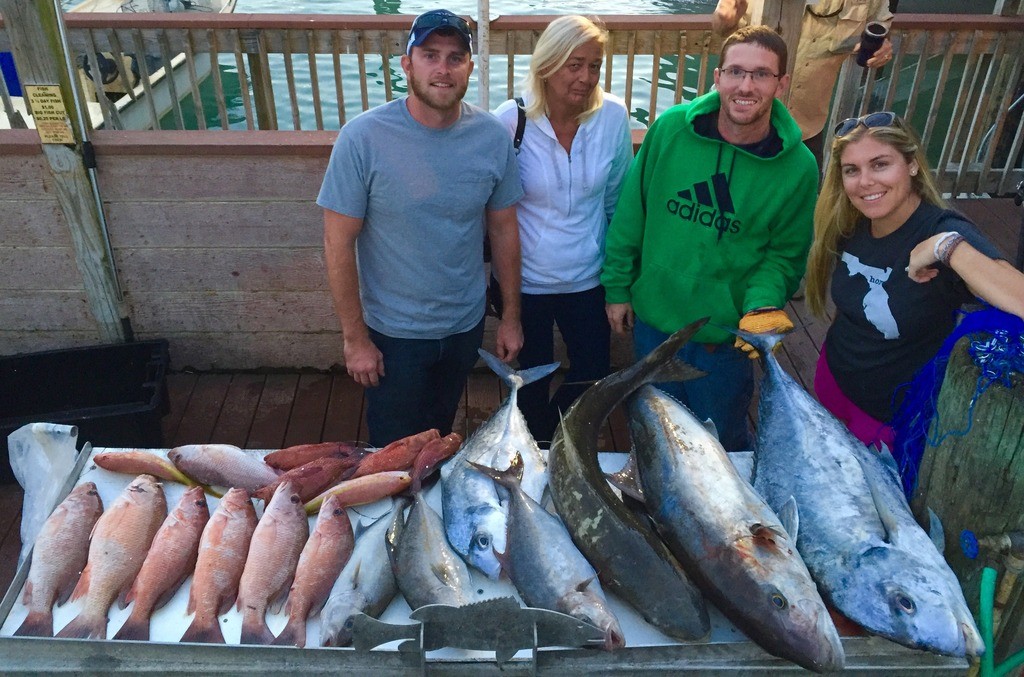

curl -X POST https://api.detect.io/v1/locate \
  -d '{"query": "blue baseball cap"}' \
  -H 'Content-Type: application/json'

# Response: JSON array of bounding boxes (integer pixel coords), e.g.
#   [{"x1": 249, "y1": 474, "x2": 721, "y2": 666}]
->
[{"x1": 407, "y1": 9, "x2": 473, "y2": 55}]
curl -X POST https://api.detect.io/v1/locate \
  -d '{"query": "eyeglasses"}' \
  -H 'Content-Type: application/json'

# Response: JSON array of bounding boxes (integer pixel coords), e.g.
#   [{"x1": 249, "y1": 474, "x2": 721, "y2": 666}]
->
[
  {"x1": 718, "y1": 66, "x2": 781, "y2": 84},
  {"x1": 833, "y1": 111, "x2": 901, "y2": 138}
]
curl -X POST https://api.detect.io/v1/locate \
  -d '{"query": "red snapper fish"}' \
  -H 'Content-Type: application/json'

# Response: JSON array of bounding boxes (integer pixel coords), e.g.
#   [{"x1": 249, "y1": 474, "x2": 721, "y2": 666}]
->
[
  {"x1": 167, "y1": 444, "x2": 280, "y2": 492},
  {"x1": 178, "y1": 488, "x2": 258, "y2": 644},
  {"x1": 113, "y1": 485, "x2": 210, "y2": 641},
  {"x1": 272, "y1": 494, "x2": 355, "y2": 647},
  {"x1": 56, "y1": 475, "x2": 167, "y2": 639},
  {"x1": 236, "y1": 481, "x2": 309, "y2": 645},
  {"x1": 14, "y1": 482, "x2": 104, "y2": 638}
]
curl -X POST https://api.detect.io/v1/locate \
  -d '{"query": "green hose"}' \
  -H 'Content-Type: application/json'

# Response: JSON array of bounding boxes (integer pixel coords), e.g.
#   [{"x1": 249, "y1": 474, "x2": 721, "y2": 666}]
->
[{"x1": 979, "y1": 566, "x2": 1024, "y2": 677}]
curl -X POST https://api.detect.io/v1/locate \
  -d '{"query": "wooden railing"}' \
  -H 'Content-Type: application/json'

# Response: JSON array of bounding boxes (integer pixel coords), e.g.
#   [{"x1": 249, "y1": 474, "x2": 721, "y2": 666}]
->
[{"x1": 2, "y1": 12, "x2": 1024, "y2": 194}]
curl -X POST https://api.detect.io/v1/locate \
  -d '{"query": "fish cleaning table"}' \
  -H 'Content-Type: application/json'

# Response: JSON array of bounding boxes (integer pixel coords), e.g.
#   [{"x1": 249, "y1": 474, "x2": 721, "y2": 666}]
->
[{"x1": 0, "y1": 446, "x2": 970, "y2": 675}]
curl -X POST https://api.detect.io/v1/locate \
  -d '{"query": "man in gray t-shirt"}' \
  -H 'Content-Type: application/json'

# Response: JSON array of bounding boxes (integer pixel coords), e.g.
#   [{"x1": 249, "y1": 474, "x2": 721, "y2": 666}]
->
[{"x1": 318, "y1": 9, "x2": 524, "y2": 447}]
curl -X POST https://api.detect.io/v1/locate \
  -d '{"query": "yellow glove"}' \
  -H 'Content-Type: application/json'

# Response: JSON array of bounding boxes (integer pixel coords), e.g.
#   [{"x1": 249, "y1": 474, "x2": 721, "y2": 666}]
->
[{"x1": 735, "y1": 308, "x2": 794, "y2": 359}]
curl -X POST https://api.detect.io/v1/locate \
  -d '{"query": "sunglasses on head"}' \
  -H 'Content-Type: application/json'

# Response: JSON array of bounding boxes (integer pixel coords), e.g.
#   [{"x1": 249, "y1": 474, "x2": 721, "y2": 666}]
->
[
  {"x1": 411, "y1": 12, "x2": 471, "y2": 37},
  {"x1": 833, "y1": 111, "x2": 901, "y2": 138}
]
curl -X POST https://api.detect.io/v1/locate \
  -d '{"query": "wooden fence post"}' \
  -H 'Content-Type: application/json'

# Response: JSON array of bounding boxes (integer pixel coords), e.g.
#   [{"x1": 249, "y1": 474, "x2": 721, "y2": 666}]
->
[
  {"x1": 759, "y1": 0, "x2": 804, "y2": 106},
  {"x1": 0, "y1": 0, "x2": 130, "y2": 342},
  {"x1": 910, "y1": 336, "x2": 1024, "y2": 662}
]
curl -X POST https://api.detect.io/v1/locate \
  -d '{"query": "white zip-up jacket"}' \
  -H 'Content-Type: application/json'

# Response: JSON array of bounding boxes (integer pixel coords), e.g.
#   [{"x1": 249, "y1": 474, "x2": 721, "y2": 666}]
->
[{"x1": 494, "y1": 92, "x2": 634, "y2": 295}]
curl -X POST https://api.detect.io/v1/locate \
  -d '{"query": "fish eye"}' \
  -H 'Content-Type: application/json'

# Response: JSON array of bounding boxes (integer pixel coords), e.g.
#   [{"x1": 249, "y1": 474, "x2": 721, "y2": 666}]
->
[
  {"x1": 343, "y1": 617, "x2": 354, "y2": 630},
  {"x1": 290, "y1": 494, "x2": 301, "y2": 504},
  {"x1": 896, "y1": 594, "x2": 916, "y2": 614},
  {"x1": 771, "y1": 593, "x2": 788, "y2": 609},
  {"x1": 333, "y1": 507, "x2": 344, "y2": 516},
  {"x1": 472, "y1": 533, "x2": 490, "y2": 550}
]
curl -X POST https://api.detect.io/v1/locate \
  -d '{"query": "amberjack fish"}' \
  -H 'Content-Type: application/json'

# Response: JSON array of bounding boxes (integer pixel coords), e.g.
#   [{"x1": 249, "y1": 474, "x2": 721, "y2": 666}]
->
[
  {"x1": 179, "y1": 488, "x2": 258, "y2": 644},
  {"x1": 320, "y1": 511, "x2": 397, "y2": 648},
  {"x1": 627, "y1": 385, "x2": 844, "y2": 672},
  {"x1": 113, "y1": 485, "x2": 210, "y2": 641},
  {"x1": 742, "y1": 330, "x2": 984, "y2": 658},
  {"x1": 441, "y1": 350, "x2": 557, "y2": 579},
  {"x1": 14, "y1": 483, "x2": 103, "y2": 638},
  {"x1": 56, "y1": 475, "x2": 167, "y2": 639},
  {"x1": 470, "y1": 453, "x2": 624, "y2": 651},
  {"x1": 387, "y1": 494, "x2": 474, "y2": 611},
  {"x1": 548, "y1": 319, "x2": 710, "y2": 641}
]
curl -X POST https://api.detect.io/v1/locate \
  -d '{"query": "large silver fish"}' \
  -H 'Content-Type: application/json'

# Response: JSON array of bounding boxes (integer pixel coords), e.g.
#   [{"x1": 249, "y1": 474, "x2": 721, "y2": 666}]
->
[
  {"x1": 744, "y1": 331, "x2": 984, "y2": 657},
  {"x1": 441, "y1": 351, "x2": 558, "y2": 579},
  {"x1": 319, "y1": 510, "x2": 398, "y2": 648},
  {"x1": 470, "y1": 453, "x2": 624, "y2": 651},
  {"x1": 548, "y1": 320, "x2": 710, "y2": 641},
  {"x1": 627, "y1": 385, "x2": 844, "y2": 672},
  {"x1": 387, "y1": 494, "x2": 475, "y2": 611}
]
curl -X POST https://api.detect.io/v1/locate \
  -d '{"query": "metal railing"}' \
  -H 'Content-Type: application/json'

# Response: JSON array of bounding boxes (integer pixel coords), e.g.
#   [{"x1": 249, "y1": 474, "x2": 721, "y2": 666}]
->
[{"x1": 2, "y1": 12, "x2": 1024, "y2": 194}]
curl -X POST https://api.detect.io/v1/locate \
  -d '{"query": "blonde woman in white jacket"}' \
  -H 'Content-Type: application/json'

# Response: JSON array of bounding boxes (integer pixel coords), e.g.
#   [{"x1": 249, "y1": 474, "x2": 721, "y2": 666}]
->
[{"x1": 493, "y1": 15, "x2": 634, "y2": 443}]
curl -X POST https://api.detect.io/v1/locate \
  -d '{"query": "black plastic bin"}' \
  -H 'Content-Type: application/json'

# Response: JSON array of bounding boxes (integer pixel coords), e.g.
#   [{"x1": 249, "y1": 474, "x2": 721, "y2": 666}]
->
[{"x1": 0, "y1": 339, "x2": 170, "y2": 484}]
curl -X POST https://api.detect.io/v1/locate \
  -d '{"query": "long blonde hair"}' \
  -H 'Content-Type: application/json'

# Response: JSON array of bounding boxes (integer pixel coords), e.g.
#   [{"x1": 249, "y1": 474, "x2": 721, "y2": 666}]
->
[
  {"x1": 805, "y1": 119, "x2": 947, "y2": 317},
  {"x1": 522, "y1": 15, "x2": 607, "y2": 124}
]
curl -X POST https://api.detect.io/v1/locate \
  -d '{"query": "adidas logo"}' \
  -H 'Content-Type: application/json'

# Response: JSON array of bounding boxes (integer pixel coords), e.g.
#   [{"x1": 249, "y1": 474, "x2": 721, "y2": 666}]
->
[{"x1": 667, "y1": 171, "x2": 742, "y2": 239}]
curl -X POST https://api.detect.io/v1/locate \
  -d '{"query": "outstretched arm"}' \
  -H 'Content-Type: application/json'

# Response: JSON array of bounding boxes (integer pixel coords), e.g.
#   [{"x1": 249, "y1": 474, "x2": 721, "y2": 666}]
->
[
  {"x1": 908, "y1": 233, "x2": 1024, "y2": 319},
  {"x1": 324, "y1": 209, "x2": 385, "y2": 387},
  {"x1": 712, "y1": 0, "x2": 748, "y2": 36}
]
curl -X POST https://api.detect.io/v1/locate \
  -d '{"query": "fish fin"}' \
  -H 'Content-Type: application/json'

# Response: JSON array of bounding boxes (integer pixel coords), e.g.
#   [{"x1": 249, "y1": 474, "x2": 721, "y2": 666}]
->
[
  {"x1": 873, "y1": 442, "x2": 903, "y2": 486},
  {"x1": 55, "y1": 575, "x2": 79, "y2": 607},
  {"x1": 153, "y1": 573, "x2": 190, "y2": 612},
  {"x1": 749, "y1": 523, "x2": 786, "y2": 550},
  {"x1": 116, "y1": 584, "x2": 133, "y2": 610},
  {"x1": 13, "y1": 610, "x2": 53, "y2": 638},
  {"x1": 68, "y1": 563, "x2": 91, "y2": 602},
  {"x1": 179, "y1": 613, "x2": 225, "y2": 644},
  {"x1": 778, "y1": 496, "x2": 799, "y2": 544},
  {"x1": 123, "y1": 581, "x2": 138, "y2": 608},
  {"x1": 857, "y1": 456, "x2": 903, "y2": 546},
  {"x1": 927, "y1": 507, "x2": 946, "y2": 555},
  {"x1": 478, "y1": 349, "x2": 559, "y2": 390},
  {"x1": 55, "y1": 611, "x2": 106, "y2": 640},
  {"x1": 220, "y1": 592, "x2": 239, "y2": 616},
  {"x1": 701, "y1": 417, "x2": 719, "y2": 440},
  {"x1": 468, "y1": 452, "x2": 524, "y2": 489},
  {"x1": 239, "y1": 610, "x2": 276, "y2": 645},
  {"x1": 271, "y1": 617, "x2": 306, "y2": 648},
  {"x1": 605, "y1": 452, "x2": 644, "y2": 502},
  {"x1": 111, "y1": 610, "x2": 150, "y2": 642},
  {"x1": 268, "y1": 578, "x2": 294, "y2": 615},
  {"x1": 575, "y1": 575, "x2": 598, "y2": 593}
]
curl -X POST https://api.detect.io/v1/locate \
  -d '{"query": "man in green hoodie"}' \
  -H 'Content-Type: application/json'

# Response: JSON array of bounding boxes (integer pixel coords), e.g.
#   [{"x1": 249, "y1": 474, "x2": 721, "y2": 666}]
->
[{"x1": 601, "y1": 25, "x2": 818, "y2": 451}]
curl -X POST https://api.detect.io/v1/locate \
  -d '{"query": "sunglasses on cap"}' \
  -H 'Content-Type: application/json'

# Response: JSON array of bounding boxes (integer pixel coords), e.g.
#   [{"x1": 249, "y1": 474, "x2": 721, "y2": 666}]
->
[
  {"x1": 833, "y1": 111, "x2": 902, "y2": 138},
  {"x1": 407, "y1": 10, "x2": 473, "y2": 54}
]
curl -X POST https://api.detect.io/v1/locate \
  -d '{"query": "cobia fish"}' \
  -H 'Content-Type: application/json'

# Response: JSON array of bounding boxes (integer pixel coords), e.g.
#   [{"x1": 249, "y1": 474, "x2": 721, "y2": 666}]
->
[
  {"x1": 548, "y1": 319, "x2": 710, "y2": 641},
  {"x1": 743, "y1": 331, "x2": 984, "y2": 657},
  {"x1": 14, "y1": 482, "x2": 103, "y2": 638},
  {"x1": 470, "y1": 453, "x2": 624, "y2": 651},
  {"x1": 627, "y1": 385, "x2": 844, "y2": 672},
  {"x1": 56, "y1": 475, "x2": 167, "y2": 639},
  {"x1": 236, "y1": 481, "x2": 309, "y2": 645},
  {"x1": 388, "y1": 494, "x2": 474, "y2": 610},
  {"x1": 179, "y1": 488, "x2": 258, "y2": 644},
  {"x1": 441, "y1": 350, "x2": 557, "y2": 579},
  {"x1": 113, "y1": 485, "x2": 210, "y2": 641},
  {"x1": 320, "y1": 511, "x2": 398, "y2": 648},
  {"x1": 167, "y1": 444, "x2": 280, "y2": 492},
  {"x1": 272, "y1": 494, "x2": 355, "y2": 648}
]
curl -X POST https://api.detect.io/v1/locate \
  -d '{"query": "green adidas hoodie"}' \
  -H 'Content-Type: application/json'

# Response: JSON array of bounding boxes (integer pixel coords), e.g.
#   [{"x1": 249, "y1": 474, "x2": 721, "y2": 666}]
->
[{"x1": 601, "y1": 91, "x2": 818, "y2": 344}]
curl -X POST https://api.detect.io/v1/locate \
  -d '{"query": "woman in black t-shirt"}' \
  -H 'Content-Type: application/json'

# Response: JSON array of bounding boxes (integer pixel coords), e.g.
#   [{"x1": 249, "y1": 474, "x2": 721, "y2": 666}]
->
[{"x1": 804, "y1": 112, "x2": 1024, "y2": 449}]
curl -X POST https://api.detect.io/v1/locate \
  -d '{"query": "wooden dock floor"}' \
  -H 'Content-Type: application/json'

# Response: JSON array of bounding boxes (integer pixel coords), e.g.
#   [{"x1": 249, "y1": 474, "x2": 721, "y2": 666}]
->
[{"x1": 1, "y1": 197, "x2": 1020, "y2": 600}]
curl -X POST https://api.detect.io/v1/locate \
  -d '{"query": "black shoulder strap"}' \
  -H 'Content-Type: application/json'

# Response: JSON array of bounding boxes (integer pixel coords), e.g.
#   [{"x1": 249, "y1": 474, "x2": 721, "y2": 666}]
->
[{"x1": 513, "y1": 97, "x2": 526, "y2": 153}]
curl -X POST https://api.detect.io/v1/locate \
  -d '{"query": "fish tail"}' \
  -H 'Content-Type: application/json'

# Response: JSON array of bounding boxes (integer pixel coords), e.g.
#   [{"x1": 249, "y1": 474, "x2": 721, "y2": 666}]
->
[
  {"x1": 55, "y1": 611, "x2": 107, "y2": 640},
  {"x1": 719, "y1": 326, "x2": 785, "y2": 363},
  {"x1": 477, "y1": 349, "x2": 559, "y2": 390},
  {"x1": 178, "y1": 613, "x2": 225, "y2": 644},
  {"x1": 111, "y1": 610, "x2": 150, "y2": 642},
  {"x1": 641, "y1": 319, "x2": 710, "y2": 383},
  {"x1": 270, "y1": 616, "x2": 307, "y2": 648},
  {"x1": 13, "y1": 610, "x2": 53, "y2": 638},
  {"x1": 468, "y1": 452, "x2": 525, "y2": 489},
  {"x1": 239, "y1": 611, "x2": 276, "y2": 645}
]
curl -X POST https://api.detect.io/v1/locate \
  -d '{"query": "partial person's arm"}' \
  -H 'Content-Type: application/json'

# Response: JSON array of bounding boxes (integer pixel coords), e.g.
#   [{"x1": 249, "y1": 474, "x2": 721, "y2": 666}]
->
[
  {"x1": 323, "y1": 209, "x2": 385, "y2": 387},
  {"x1": 908, "y1": 234, "x2": 1024, "y2": 320},
  {"x1": 712, "y1": 0, "x2": 748, "y2": 36},
  {"x1": 487, "y1": 204, "x2": 524, "y2": 362}
]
